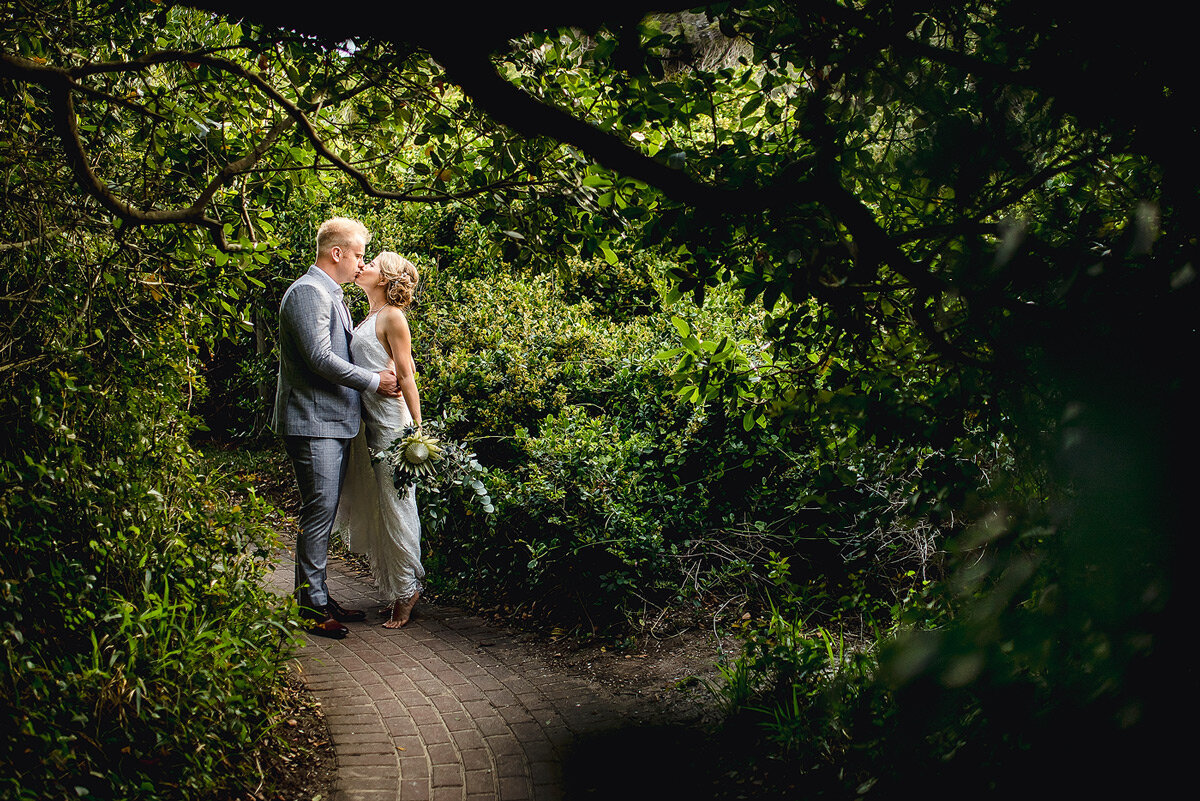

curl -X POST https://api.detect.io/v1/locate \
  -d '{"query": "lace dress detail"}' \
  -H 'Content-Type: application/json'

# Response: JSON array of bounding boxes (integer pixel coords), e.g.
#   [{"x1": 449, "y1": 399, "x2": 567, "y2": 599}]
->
[{"x1": 333, "y1": 313, "x2": 424, "y2": 601}]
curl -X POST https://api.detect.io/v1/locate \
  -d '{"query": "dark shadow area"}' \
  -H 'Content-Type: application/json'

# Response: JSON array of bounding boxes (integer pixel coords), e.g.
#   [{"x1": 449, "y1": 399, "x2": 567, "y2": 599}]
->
[{"x1": 561, "y1": 724, "x2": 724, "y2": 800}]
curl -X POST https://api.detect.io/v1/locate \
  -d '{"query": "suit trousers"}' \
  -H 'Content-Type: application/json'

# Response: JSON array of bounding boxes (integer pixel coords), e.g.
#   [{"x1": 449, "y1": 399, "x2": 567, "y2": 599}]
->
[{"x1": 284, "y1": 434, "x2": 353, "y2": 610}]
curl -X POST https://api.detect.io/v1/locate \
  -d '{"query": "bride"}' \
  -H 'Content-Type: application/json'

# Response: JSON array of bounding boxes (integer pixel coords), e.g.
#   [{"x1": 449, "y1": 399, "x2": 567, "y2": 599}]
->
[{"x1": 334, "y1": 251, "x2": 425, "y2": 628}]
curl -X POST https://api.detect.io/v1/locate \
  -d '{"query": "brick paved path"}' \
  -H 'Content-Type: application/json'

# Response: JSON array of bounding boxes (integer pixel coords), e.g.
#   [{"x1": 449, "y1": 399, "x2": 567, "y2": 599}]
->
[{"x1": 266, "y1": 555, "x2": 689, "y2": 801}]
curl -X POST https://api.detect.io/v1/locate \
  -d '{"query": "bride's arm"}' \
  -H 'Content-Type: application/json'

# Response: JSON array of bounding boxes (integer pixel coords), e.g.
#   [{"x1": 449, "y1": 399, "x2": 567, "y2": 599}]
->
[{"x1": 376, "y1": 306, "x2": 422, "y2": 426}]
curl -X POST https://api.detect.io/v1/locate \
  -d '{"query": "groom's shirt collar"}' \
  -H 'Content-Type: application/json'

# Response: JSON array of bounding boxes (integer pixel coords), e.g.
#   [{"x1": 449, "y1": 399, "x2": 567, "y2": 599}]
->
[{"x1": 308, "y1": 264, "x2": 344, "y2": 300}]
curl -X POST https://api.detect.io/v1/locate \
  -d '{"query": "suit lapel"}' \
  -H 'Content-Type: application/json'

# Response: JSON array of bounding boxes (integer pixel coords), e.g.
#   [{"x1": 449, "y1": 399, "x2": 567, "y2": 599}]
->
[
  {"x1": 334, "y1": 297, "x2": 352, "y2": 334},
  {"x1": 307, "y1": 265, "x2": 353, "y2": 335}
]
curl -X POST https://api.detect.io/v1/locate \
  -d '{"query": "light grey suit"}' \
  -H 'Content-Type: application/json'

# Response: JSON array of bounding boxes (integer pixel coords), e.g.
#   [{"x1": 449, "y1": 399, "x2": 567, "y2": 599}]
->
[{"x1": 273, "y1": 265, "x2": 378, "y2": 610}]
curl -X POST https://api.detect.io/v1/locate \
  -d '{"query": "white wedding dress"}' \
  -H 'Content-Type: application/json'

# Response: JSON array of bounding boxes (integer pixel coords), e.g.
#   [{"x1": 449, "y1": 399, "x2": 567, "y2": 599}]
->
[{"x1": 333, "y1": 313, "x2": 424, "y2": 602}]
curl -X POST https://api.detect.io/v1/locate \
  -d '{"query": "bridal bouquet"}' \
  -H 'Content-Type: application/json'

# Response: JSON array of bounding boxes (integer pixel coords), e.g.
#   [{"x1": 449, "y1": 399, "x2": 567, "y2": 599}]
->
[{"x1": 374, "y1": 421, "x2": 495, "y2": 519}]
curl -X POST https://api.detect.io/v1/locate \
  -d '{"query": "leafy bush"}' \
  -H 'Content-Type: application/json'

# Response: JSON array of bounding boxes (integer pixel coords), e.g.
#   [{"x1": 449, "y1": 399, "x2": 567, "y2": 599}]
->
[
  {"x1": 1, "y1": 353, "x2": 294, "y2": 798},
  {"x1": 0, "y1": 122, "x2": 296, "y2": 794},
  {"x1": 405, "y1": 267, "x2": 683, "y2": 625},
  {"x1": 485, "y1": 406, "x2": 671, "y2": 628},
  {"x1": 376, "y1": 231, "x2": 955, "y2": 636},
  {"x1": 559, "y1": 253, "x2": 662, "y2": 322},
  {"x1": 416, "y1": 269, "x2": 679, "y2": 453}
]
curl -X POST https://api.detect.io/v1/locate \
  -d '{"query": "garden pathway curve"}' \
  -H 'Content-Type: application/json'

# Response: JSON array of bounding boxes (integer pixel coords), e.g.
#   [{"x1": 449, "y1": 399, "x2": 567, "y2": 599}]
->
[{"x1": 266, "y1": 553, "x2": 708, "y2": 801}]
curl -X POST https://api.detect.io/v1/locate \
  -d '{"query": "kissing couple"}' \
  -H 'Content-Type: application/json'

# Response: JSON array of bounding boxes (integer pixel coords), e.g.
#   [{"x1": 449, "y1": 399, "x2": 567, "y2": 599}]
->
[{"x1": 273, "y1": 216, "x2": 425, "y2": 638}]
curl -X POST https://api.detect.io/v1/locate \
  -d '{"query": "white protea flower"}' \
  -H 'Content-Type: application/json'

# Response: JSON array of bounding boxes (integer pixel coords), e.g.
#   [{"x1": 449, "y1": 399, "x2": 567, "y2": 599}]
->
[
  {"x1": 392, "y1": 430, "x2": 442, "y2": 479},
  {"x1": 405, "y1": 440, "x2": 430, "y2": 464},
  {"x1": 375, "y1": 420, "x2": 494, "y2": 516}
]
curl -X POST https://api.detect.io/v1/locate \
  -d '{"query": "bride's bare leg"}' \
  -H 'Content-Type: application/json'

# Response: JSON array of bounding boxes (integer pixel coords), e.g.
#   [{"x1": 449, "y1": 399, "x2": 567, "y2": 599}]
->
[{"x1": 383, "y1": 591, "x2": 419, "y2": 628}]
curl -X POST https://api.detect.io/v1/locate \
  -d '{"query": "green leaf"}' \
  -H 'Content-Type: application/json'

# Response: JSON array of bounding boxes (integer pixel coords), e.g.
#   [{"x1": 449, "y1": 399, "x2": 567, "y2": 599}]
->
[
  {"x1": 599, "y1": 241, "x2": 618, "y2": 265},
  {"x1": 740, "y1": 94, "x2": 763, "y2": 119}
]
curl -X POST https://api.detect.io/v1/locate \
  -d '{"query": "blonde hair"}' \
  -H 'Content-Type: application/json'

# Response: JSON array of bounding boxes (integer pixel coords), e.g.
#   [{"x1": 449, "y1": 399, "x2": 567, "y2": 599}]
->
[
  {"x1": 375, "y1": 251, "x2": 420, "y2": 309},
  {"x1": 316, "y1": 217, "x2": 370, "y2": 259}
]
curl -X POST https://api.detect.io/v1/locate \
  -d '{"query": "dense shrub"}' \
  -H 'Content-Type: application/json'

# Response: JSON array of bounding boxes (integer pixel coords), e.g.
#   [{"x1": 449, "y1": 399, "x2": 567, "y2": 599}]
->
[
  {"x1": 346, "y1": 220, "x2": 962, "y2": 636},
  {"x1": 558, "y1": 252, "x2": 662, "y2": 322},
  {"x1": 0, "y1": 151, "x2": 295, "y2": 795},
  {"x1": 3, "y1": 378, "x2": 293, "y2": 798},
  {"x1": 1, "y1": 314, "x2": 294, "y2": 798}
]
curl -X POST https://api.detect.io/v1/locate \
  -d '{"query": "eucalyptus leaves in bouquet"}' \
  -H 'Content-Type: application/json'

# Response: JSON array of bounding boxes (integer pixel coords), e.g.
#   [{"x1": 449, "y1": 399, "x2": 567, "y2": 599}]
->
[{"x1": 374, "y1": 420, "x2": 495, "y2": 534}]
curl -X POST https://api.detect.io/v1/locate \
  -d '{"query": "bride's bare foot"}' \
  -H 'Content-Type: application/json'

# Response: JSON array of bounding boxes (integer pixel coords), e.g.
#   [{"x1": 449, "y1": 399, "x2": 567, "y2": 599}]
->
[{"x1": 383, "y1": 591, "x2": 419, "y2": 629}]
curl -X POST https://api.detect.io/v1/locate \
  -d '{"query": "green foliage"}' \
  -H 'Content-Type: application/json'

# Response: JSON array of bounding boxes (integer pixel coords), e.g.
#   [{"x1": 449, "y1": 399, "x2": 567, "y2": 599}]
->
[
  {"x1": 380, "y1": 236, "x2": 948, "y2": 636},
  {"x1": 401, "y1": 265, "x2": 679, "y2": 624},
  {"x1": 416, "y1": 267, "x2": 680, "y2": 448},
  {"x1": 709, "y1": 601, "x2": 889, "y2": 796},
  {"x1": 2, "y1": 6, "x2": 301, "y2": 794},
  {"x1": 1, "y1": 346, "x2": 294, "y2": 798},
  {"x1": 492, "y1": 406, "x2": 669, "y2": 627},
  {"x1": 3, "y1": 1, "x2": 1192, "y2": 795},
  {"x1": 559, "y1": 252, "x2": 663, "y2": 322}
]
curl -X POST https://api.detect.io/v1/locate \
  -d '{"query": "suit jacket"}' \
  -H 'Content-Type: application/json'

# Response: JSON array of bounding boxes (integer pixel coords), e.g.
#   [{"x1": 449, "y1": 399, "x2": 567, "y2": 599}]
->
[{"x1": 272, "y1": 265, "x2": 376, "y2": 438}]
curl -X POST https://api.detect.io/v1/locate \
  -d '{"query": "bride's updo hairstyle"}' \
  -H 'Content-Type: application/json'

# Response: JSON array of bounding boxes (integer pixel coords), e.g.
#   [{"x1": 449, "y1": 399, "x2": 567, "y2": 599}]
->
[{"x1": 376, "y1": 251, "x2": 420, "y2": 309}]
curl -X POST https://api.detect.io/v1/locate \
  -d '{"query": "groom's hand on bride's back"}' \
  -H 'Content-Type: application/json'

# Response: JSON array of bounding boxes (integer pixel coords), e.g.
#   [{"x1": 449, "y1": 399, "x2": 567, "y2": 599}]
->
[{"x1": 375, "y1": 369, "x2": 402, "y2": 397}]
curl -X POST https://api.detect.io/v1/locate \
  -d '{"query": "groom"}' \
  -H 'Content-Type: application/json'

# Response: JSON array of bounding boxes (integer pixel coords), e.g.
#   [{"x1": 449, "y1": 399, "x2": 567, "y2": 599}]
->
[{"x1": 273, "y1": 216, "x2": 401, "y2": 639}]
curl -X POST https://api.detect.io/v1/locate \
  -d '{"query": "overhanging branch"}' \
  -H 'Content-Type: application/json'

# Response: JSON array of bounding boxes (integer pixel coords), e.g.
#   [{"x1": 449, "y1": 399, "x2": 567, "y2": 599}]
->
[{"x1": 430, "y1": 47, "x2": 821, "y2": 215}]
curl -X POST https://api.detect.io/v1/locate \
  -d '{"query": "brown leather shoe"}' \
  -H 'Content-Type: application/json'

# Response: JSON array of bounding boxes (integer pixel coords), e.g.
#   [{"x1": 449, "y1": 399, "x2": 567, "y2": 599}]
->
[
  {"x1": 307, "y1": 616, "x2": 349, "y2": 639},
  {"x1": 326, "y1": 597, "x2": 366, "y2": 623}
]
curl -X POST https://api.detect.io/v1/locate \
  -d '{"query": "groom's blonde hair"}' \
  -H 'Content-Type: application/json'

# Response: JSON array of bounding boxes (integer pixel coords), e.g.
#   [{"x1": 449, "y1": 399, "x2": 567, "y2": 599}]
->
[{"x1": 316, "y1": 217, "x2": 371, "y2": 259}]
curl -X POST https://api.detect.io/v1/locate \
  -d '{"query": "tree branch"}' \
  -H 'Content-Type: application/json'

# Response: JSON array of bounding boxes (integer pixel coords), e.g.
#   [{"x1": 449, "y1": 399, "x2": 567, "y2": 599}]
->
[
  {"x1": 431, "y1": 48, "x2": 821, "y2": 214},
  {"x1": 178, "y1": 52, "x2": 547, "y2": 203},
  {"x1": 0, "y1": 230, "x2": 60, "y2": 251}
]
